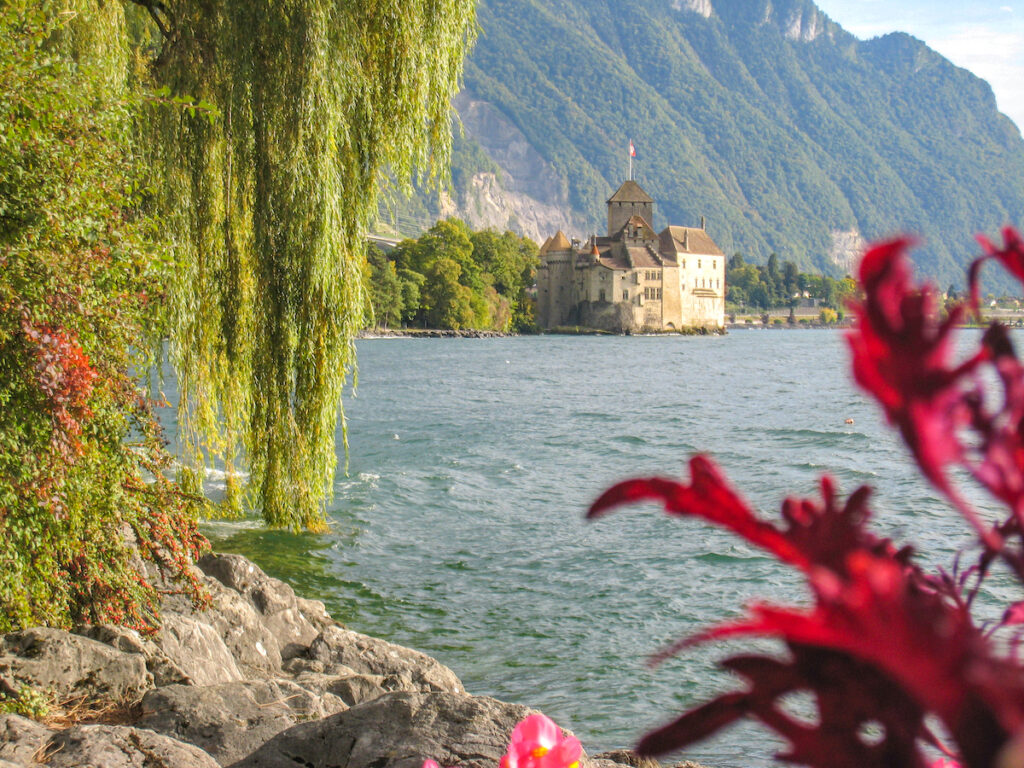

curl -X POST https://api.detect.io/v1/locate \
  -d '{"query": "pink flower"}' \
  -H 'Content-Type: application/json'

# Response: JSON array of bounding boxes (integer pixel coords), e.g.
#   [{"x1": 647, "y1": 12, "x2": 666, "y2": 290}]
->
[{"x1": 500, "y1": 714, "x2": 582, "y2": 768}]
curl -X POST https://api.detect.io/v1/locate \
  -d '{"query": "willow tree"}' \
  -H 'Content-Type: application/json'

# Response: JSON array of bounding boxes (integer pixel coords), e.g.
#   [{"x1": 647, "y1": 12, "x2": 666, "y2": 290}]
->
[{"x1": 137, "y1": 0, "x2": 476, "y2": 529}]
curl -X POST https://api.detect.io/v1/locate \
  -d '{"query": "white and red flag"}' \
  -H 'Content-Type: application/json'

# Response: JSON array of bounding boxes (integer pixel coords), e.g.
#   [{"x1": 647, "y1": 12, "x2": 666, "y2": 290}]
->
[{"x1": 629, "y1": 139, "x2": 636, "y2": 157}]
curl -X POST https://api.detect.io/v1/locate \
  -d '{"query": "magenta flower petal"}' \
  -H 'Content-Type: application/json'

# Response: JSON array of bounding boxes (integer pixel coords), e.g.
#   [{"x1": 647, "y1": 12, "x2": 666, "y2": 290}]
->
[{"x1": 501, "y1": 715, "x2": 580, "y2": 768}]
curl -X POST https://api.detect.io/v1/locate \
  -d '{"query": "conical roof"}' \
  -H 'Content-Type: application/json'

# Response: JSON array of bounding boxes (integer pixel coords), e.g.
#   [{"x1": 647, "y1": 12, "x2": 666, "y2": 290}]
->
[
  {"x1": 539, "y1": 235, "x2": 554, "y2": 254},
  {"x1": 607, "y1": 179, "x2": 654, "y2": 204},
  {"x1": 547, "y1": 230, "x2": 572, "y2": 251}
]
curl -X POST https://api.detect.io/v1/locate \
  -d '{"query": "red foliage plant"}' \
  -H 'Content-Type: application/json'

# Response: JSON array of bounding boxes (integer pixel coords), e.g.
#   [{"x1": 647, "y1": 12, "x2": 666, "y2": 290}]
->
[
  {"x1": 589, "y1": 230, "x2": 1024, "y2": 768},
  {"x1": 20, "y1": 317, "x2": 98, "y2": 459}
]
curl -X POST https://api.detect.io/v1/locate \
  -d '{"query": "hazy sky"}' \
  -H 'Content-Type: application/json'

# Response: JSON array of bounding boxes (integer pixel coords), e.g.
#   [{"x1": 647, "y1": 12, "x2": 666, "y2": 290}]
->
[{"x1": 812, "y1": 0, "x2": 1024, "y2": 131}]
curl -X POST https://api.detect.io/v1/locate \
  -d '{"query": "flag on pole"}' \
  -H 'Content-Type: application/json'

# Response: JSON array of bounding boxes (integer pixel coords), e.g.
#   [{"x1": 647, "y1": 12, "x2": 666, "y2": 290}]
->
[{"x1": 629, "y1": 139, "x2": 636, "y2": 158}]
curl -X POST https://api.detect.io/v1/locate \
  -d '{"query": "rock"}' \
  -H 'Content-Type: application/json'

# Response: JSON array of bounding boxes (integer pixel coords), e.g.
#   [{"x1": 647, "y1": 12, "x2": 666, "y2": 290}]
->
[
  {"x1": 592, "y1": 751, "x2": 660, "y2": 768},
  {"x1": 199, "y1": 554, "x2": 321, "y2": 659},
  {"x1": 593, "y1": 750, "x2": 711, "y2": 768},
  {"x1": 44, "y1": 724, "x2": 220, "y2": 768},
  {"x1": 232, "y1": 691, "x2": 537, "y2": 768},
  {"x1": 154, "y1": 563, "x2": 284, "y2": 678},
  {"x1": 155, "y1": 614, "x2": 244, "y2": 686},
  {"x1": 295, "y1": 596, "x2": 335, "y2": 633},
  {"x1": 305, "y1": 625, "x2": 463, "y2": 695},
  {"x1": 0, "y1": 713, "x2": 54, "y2": 764},
  {"x1": 0, "y1": 627, "x2": 151, "y2": 703},
  {"x1": 285, "y1": 669, "x2": 389, "y2": 708},
  {"x1": 174, "y1": 574, "x2": 285, "y2": 677},
  {"x1": 76, "y1": 624, "x2": 192, "y2": 687},
  {"x1": 137, "y1": 679, "x2": 347, "y2": 765}
]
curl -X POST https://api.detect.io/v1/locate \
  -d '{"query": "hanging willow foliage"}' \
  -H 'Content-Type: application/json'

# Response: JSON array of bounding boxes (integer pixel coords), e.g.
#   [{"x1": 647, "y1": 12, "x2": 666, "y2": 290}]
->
[{"x1": 137, "y1": 0, "x2": 476, "y2": 529}]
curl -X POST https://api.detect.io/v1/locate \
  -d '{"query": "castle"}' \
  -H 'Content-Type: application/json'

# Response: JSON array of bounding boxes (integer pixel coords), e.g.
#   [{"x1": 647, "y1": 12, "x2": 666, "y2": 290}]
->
[{"x1": 536, "y1": 180, "x2": 725, "y2": 332}]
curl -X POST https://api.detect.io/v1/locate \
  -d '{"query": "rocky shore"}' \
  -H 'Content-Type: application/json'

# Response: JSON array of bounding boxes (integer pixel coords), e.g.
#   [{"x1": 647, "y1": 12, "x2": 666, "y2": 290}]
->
[{"x1": 0, "y1": 553, "x2": 707, "y2": 768}]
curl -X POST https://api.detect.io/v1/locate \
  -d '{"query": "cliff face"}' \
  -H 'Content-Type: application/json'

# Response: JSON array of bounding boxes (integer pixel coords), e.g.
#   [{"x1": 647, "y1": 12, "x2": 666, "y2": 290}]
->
[
  {"x1": 439, "y1": 0, "x2": 1024, "y2": 289},
  {"x1": 446, "y1": 93, "x2": 589, "y2": 242}
]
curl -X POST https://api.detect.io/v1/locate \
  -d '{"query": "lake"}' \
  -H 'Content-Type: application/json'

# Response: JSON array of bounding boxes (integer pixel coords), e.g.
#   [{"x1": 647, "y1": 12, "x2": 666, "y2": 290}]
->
[{"x1": 201, "y1": 330, "x2": 1005, "y2": 767}]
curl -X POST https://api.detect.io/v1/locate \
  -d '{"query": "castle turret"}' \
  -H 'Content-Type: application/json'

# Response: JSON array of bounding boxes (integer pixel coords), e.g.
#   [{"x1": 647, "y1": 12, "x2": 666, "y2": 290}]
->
[{"x1": 607, "y1": 180, "x2": 654, "y2": 237}]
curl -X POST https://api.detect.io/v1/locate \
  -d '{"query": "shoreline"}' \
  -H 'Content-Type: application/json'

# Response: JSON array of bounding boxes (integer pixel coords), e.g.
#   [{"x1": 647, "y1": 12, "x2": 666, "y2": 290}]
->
[{"x1": 0, "y1": 551, "x2": 711, "y2": 768}]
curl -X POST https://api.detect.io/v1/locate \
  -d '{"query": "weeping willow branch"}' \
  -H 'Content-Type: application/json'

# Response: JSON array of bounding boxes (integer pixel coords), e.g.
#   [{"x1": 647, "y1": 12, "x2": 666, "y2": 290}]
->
[
  {"x1": 126, "y1": 0, "x2": 174, "y2": 39},
  {"x1": 144, "y1": 0, "x2": 476, "y2": 530}
]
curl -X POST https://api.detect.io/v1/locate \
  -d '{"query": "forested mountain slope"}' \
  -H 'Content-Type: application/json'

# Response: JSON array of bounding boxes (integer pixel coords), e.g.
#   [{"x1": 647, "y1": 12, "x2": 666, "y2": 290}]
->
[{"x1": 427, "y1": 0, "x2": 1024, "y2": 288}]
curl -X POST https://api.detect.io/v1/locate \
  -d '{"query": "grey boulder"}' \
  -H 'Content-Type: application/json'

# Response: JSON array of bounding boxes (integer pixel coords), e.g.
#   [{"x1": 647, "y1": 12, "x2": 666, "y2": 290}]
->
[
  {"x1": 137, "y1": 679, "x2": 347, "y2": 765},
  {"x1": 45, "y1": 724, "x2": 220, "y2": 768},
  {"x1": 198, "y1": 553, "x2": 325, "y2": 659},
  {"x1": 232, "y1": 691, "x2": 538, "y2": 768},
  {"x1": 154, "y1": 613, "x2": 244, "y2": 686},
  {"x1": 0, "y1": 713, "x2": 54, "y2": 765},
  {"x1": 76, "y1": 623, "x2": 193, "y2": 688},
  {"x1": 0, "y1": 628, "x2": 151, "y2": 703},
  {"x1": 303, "y1": 625, "x2": 463, "y2": 695}
]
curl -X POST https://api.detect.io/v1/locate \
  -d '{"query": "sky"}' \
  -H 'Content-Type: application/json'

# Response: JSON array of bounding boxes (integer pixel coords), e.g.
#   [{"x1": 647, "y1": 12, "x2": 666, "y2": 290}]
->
[{"x1": 812, "y1": 0, "x2": 1024, "y2": 131}]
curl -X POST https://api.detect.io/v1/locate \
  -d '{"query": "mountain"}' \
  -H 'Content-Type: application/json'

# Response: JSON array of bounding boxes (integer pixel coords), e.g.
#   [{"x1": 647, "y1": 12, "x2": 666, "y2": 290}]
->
[{"x1": 383, "y1": 0, "x2": 1024, "y2": 290}]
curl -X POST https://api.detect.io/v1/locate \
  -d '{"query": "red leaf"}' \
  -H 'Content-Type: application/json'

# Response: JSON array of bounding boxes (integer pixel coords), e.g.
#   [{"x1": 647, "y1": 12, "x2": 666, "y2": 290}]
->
[
  {"x1": 1003, "y1": 602, "x2": 1024, "y2": 626},
  {"x1": 589, "y1": 456, "x2": 808, "y2": 569}
]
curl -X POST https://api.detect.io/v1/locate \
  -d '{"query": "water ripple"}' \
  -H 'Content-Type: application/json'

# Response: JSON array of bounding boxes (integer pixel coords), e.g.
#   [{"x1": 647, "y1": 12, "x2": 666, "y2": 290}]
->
[{"x1": 199, "y1": 332, "x2": 1010, "y2": 768}]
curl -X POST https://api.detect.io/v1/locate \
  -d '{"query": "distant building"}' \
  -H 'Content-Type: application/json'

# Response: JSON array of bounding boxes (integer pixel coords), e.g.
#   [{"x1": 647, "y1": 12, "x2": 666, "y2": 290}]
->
[{"x1": 536, "y1": 180, "x2": 725, "y2": 332}]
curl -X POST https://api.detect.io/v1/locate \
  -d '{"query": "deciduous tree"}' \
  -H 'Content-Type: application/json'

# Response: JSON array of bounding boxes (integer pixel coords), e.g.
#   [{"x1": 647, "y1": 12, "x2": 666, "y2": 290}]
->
[{"x1": 140, "y1": 0, "x2": 477, "y2": 529}]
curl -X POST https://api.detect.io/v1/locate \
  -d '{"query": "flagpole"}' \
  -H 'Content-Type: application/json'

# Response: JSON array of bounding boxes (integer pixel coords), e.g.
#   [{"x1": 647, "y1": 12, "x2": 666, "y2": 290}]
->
[{"x1": 629, "y1": 139, "x2": 633, "y2": 180}]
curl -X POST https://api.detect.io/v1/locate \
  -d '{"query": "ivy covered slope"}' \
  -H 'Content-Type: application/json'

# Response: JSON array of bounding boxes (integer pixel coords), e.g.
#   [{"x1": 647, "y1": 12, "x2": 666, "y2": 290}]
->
[{"x1": 456, "y1": 0, "x2": 1024, "y2": 288}]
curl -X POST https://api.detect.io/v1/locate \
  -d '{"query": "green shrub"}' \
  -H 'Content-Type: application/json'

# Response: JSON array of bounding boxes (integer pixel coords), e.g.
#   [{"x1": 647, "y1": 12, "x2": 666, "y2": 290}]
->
[
  {"x1": 0, "y1": 1, "x2": 207, "y2": 632},
  {"x1": 0, "y1": 685, "x2": 52, "y2": 720}
]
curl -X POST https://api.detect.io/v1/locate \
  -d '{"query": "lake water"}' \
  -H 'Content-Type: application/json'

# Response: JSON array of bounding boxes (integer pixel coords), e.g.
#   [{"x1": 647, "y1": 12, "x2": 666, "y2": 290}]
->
[{"x1": 201, "y1": 330, "x2": 1008, "y2": 767}]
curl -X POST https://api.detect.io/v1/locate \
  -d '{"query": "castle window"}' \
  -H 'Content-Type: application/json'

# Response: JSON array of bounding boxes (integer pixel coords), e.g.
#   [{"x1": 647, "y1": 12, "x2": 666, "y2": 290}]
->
[
  {"x1": 599, "y1": 289, "x2": 606, "y2": 301},
  {"x1": 698, "y1": 259, "x2": 702, "y2": 269},
  {"x1": 622, "y1": 290, "x2": 628, "y2": 301},
  {"x1": 682, "y1": 259, "x2": 686, "y2": 269},
  {"x1": 656, "y1": 288, "x2": 662, "y2": 299}
]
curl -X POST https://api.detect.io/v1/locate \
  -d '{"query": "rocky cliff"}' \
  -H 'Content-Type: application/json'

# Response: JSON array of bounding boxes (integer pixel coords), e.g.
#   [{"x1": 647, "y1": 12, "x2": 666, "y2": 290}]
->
[{"x1": 431, "y1": 0, "x2": 1024, "y2": 291}]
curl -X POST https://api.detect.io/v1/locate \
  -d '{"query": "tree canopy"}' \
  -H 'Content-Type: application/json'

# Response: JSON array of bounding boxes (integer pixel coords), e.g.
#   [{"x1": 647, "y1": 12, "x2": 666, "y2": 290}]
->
[
  {"x1": 725, "y1": 253, "x2": 856, "y2": 312},
  {"x1": 0, "y1": 0, "x2": 207, "y2": 631},
  {"x1": 0, "y1": 0, "x2": 476, "y2": 630},
  {"x1": 142, "y1": 0, "x2": 477, "y2": 529},
  {"x1": 373, "y1": 220, "x2": 538, "y2": 332}
]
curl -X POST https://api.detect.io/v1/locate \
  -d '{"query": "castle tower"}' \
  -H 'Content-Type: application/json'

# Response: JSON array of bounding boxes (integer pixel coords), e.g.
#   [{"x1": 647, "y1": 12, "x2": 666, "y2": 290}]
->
[{"x1": 607, "y1": 180, "x2": 654, "y2": 236}]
